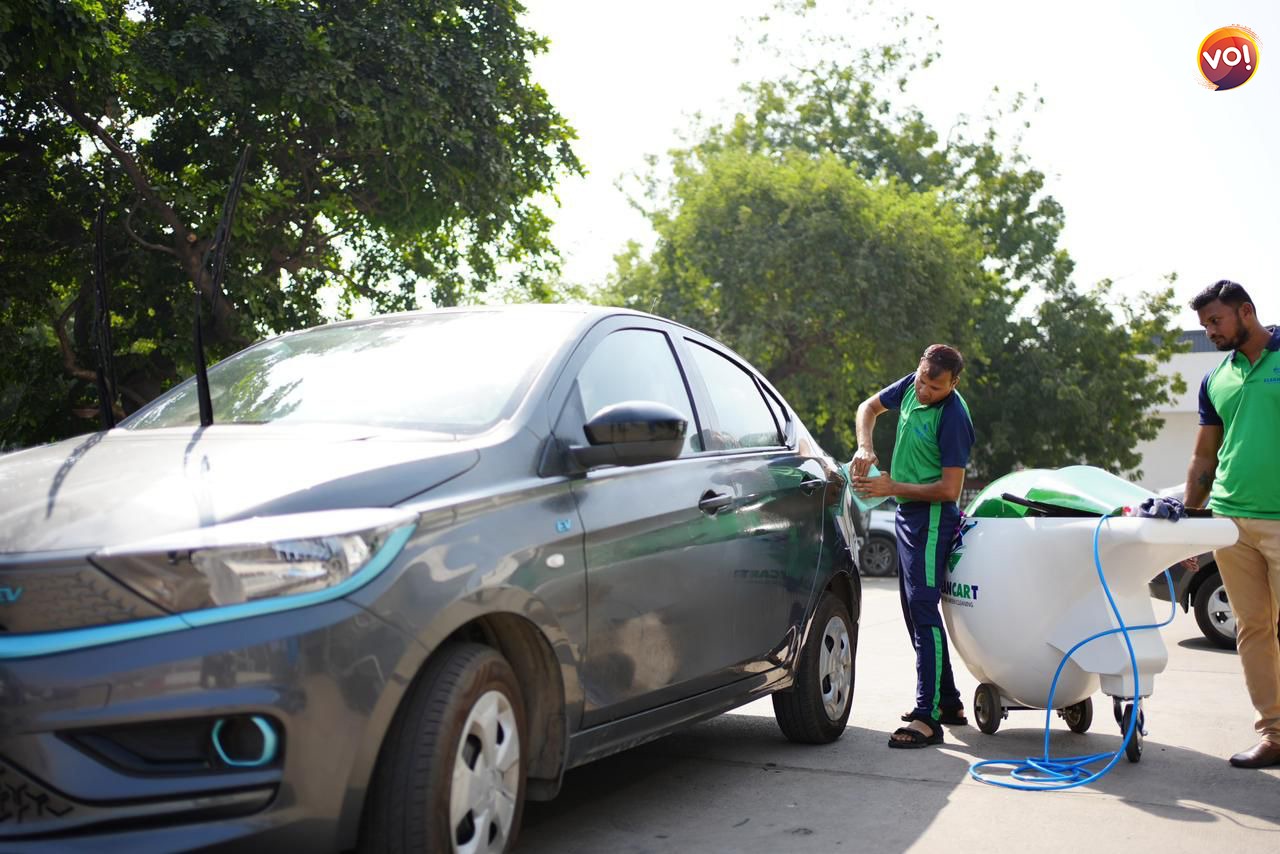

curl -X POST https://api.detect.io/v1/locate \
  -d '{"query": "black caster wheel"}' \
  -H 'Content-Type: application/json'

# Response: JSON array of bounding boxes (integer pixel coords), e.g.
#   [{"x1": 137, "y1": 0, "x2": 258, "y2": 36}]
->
[
  {"x1": 1060, "y1": 697, "x2": 1093, "y2": 734},
  {"x1": 1112, "y1": 697, "x2": 1124, "y2": 725},
  {"x1": 974, "y1": 683, "x2": 1003, "y2": 735},
  {"x1": 1121, "y1": 703, "x2": 1143, "y2": 763}
]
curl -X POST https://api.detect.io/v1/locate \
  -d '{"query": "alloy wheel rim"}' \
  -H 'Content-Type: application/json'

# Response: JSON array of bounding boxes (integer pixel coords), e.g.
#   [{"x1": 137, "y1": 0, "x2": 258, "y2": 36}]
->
[
  {"x1": 450, "y1": 689, "x2": 521, "y2": 854},
  {"x1": 818, "y1": 615, "x2": 853, "y2": 720},
  {"x1": 863, "y1": 540, "x2": 894, "y2": 575}
]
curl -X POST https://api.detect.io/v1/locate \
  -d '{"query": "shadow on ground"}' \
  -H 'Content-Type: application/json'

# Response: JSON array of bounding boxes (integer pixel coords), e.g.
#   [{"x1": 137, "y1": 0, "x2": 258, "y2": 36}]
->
[
  {"x1": 1176, "y1": 636, "x2": 1238, "y2": 655},
  {"x1": 520, "y1": 709, "x2": 1280, "y2": 853}
]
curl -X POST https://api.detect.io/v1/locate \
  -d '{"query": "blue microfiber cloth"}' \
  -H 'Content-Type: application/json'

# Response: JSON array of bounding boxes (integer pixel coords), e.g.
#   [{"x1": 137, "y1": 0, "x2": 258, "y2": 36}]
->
[{"x1": 1136, "y1": 496, "x2": 1186, "y2": 522}]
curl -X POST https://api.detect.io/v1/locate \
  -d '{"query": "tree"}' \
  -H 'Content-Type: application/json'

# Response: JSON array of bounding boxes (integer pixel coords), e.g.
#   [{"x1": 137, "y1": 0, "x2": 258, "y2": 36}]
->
[
  {"x1": 0, "y1": 0, "x2": 580, "y2": 448},
  {"x1": 608, "y1": 146, "x2": 994, "y2": 454},
  {"x1": 964, "y1": 279, "x2": 1186, "y2": 478},
  {"x1": 607, "y1": 1, "x2": 1184, "y2": 480}
]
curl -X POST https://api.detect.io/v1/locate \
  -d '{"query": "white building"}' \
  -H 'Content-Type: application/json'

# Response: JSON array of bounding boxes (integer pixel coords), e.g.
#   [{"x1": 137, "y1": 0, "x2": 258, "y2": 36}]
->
[{"x1": 1132, "y1": 330, "x2": 1226, "y2": 491}]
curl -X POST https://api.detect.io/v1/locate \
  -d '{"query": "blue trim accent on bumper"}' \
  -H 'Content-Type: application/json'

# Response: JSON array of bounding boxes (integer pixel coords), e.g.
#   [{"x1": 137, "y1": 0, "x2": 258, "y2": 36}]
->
[
  {"x1": 212, "y1": 715, "x2": 279, "y2": 767},
  {"x1": 0, "y1": 523, "x2": 415, "y2": 660}
]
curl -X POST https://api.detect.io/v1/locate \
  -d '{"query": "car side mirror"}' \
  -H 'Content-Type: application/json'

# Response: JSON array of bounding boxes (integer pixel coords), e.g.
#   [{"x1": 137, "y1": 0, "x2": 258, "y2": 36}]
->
[{"x1": 568, "y1": 401, "x2": 686, "y2": 470}]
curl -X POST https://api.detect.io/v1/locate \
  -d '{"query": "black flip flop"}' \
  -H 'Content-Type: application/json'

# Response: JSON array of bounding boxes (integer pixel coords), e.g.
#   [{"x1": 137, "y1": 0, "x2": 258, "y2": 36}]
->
[{"x1": 887, "y1": 723, "x2": 944, "y2": 749}]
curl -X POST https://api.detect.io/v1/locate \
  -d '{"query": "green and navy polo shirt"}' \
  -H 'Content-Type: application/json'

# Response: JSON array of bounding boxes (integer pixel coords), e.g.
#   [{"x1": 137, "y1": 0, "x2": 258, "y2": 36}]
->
[
  {"x1": 878, "y1": 373, "x2": 976, "y2": 504},
  {"x1": 1198, "y1": 326, "x2": 1280, "y2": 519}
]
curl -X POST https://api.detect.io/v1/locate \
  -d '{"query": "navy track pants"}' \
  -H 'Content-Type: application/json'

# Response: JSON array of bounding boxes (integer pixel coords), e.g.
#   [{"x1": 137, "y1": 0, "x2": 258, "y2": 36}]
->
[{"x1": 896, "y1": 501, "x2": 963, "y2": 721}]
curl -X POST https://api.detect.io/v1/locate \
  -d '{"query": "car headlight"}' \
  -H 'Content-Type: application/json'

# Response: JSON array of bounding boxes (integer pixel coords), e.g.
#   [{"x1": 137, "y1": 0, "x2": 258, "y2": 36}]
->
[{"x1": 91, "y1": 508, "x2": 417, "y2": 618}]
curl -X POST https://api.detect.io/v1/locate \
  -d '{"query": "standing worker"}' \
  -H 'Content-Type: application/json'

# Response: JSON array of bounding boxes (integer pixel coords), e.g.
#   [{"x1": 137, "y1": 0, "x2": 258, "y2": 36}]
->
[
  {"x1": 852, "y1": 344, "x2": 975, "y2": 748},
  {"x1": 1183, "y1": 280, "x2": 1280, "y2": 769}
]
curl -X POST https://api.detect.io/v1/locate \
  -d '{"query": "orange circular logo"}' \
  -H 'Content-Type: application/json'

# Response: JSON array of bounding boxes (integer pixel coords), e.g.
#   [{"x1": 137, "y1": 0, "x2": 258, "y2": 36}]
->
[{"x1": 1199, "y1": 26, "x2": 1260, "y2": 91}]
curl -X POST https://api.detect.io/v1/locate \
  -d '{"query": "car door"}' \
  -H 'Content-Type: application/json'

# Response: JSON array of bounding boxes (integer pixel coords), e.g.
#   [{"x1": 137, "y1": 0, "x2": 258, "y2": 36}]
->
[
  {"x1": 676, "y1": 334, "x2": 830, "y2": 669},
  {"x1": 553, "y1": 320, "x2": 765, "y2": 726}
]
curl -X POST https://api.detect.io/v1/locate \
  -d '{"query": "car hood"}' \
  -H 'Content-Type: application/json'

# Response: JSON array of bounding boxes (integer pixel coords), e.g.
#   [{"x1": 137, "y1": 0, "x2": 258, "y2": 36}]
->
[{"x1": 0, "y1": 425, "x2": 479, "y2": 554}]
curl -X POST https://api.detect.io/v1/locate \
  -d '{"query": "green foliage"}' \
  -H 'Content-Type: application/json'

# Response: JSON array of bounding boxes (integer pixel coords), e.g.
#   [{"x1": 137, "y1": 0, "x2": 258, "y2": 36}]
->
[
  {"x1": 964, "y1": 279, "x2": 1187, "y2": 480},
  {"x1": 607, "y1": 2, "x2": 1184, "y2": 481},
  {"x1": 0, "y1": 0, "x2": 579, "y2": 447},
  {"x1": 605, "y1": 147, "x2": 994, "y2": 455}
]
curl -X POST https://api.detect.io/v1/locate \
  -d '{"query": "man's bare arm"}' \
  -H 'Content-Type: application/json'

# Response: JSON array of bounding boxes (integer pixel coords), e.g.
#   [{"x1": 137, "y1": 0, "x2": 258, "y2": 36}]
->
[
  {"x1": 851, "y1": 394, "x2": 886, "y2": 476},
  {"x1": 854, "y1": 467, "x2": 966, "y2": 504},
  {"x1": 1183, "y1": 425, "x2": 1223, "y2": 509}
]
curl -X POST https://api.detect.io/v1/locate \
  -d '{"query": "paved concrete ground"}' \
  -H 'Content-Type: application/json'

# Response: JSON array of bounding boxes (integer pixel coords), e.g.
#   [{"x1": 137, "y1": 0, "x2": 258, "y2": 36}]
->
[{"x1": 520, "y1": 577, "x2": 1280, "y2": 853}]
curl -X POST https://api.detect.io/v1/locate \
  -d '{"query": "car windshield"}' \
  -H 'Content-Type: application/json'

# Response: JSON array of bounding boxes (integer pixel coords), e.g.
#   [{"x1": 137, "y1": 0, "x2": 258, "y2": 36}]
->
[{"x1": 122, "y1": 310, "x2": 584, "y2": 434}]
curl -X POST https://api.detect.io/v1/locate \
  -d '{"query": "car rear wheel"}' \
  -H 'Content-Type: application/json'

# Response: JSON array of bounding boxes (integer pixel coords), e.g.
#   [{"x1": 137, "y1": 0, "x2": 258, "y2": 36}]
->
[
  {"x1": 773, "y1": 591, "x2": 855, "y2": 743},
  {"x1": 363, "y1": 643, "x2": 526, "y2": 854},
  {"x1": 1193, "y1": 572, "x2": 1238, "y2": 650},
  {"x1": 859, "y1": 534, "x2": 898, "y2": 576}
]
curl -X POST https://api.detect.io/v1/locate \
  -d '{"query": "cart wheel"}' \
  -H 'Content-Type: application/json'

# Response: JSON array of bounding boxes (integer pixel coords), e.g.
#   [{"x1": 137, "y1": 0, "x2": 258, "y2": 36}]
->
[
  {"x1": 1121, "y1": 703, "x2": 1143, "y2": 763},
  {"x1": 1061, "y1": 698, "x2": 1093, "y2": 734},
  {"x1": 974, "y1": 683, "x2": 1003, "y2": 735},
  {"x1": 1112, "y1": 696, "x2": 1124, "y2": 725}
]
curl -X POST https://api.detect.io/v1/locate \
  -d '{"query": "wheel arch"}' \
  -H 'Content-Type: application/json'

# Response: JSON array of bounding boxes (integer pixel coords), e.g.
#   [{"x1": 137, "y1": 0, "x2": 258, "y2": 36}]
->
[
  {"x1": 825, "y1": 569, "x2": 861, "y2": 625},
  {"x1": 343, "y1": 594, "x2": 579, "y2": 846},
  {"x1": 448, "y1": 611, "x2": 571, "y2": 799},
  {"x1": 1184, "y1": 560, "x2": 1220, "y2": 607}
]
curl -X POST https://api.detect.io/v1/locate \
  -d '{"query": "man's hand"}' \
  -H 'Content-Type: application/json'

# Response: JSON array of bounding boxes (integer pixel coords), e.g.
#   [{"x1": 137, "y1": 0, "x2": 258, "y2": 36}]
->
[
  {"x1": 853, "y1": 473, "x2": 896, "y2": 498},
  {"x1": 1181, "y1": 555, "x2": 1201, "y2": 573},
  {"x1": 851, "y1": 447, "x2": 878, "y2": 478}
]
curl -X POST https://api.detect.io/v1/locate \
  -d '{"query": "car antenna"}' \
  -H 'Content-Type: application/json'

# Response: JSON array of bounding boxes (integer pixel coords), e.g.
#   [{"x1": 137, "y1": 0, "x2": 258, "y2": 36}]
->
[
  {"x1": 194, "y1": 144, "x2": 252, "y2": 427},
  {"x1": 91, "y1": 204, "x2": 120, "y2": 429}
]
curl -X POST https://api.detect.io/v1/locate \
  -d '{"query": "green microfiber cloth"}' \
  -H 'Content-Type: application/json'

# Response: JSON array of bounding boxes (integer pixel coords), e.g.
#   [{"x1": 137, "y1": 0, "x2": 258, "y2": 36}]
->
[{"x1": 839, "y1": 462, "x2": 890, "y2": 513}]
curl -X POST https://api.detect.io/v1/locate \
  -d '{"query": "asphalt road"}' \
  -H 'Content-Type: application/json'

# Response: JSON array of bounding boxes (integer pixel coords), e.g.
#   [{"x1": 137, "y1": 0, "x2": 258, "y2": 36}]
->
[{"x1": 519, "y1": 577, "x2": 1280, "y2": 853}]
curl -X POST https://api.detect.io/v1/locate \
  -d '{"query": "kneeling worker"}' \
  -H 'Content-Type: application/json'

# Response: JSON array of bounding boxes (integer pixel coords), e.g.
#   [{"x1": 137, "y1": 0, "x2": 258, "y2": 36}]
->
[{"x1": 852, "y1": 344, "x2": 975, "y2": 748}]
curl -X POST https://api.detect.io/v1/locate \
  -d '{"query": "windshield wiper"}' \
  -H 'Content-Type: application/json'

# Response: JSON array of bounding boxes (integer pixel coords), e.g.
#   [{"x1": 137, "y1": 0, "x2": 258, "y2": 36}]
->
[
  {"x1": 194, "y1": 145, "x2": 253, "y2": 427},
  {"x1": 92, "y1": 204, "x2": 119, "y2": 429}
]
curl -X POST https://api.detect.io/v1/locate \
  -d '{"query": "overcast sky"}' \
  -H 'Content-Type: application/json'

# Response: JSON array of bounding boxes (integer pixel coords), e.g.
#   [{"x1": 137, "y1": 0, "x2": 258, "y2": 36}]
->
[{"x1": 522, "y1": 0, "x2": 1279, "y2": 331}]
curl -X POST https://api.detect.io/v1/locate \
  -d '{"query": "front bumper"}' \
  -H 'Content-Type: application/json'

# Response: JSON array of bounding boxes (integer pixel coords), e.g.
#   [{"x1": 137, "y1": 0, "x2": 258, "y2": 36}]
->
[{"x1": 0, "y1": 598, "x2": 417, "y2": 852}]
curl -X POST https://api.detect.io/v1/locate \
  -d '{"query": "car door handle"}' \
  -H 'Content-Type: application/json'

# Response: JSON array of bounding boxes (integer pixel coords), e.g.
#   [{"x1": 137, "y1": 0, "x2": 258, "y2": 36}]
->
[
  {"x1": 799, "y1": 477, "x2": 825, "y2": 495},
  {"x1": 698, "y1": 490, "x2": 733, "y2": 514}
]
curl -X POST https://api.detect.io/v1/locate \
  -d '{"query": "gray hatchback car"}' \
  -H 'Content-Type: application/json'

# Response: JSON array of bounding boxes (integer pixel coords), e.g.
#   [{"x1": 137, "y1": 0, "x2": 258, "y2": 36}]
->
[{"x1": 0, "y1": 305, "x2": 860, "y2": 853}]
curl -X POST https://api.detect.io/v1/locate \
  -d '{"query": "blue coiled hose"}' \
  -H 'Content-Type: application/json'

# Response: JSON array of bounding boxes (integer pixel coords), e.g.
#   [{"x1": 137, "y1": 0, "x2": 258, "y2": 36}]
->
[{"x1": 968, "y1": 513, "x2": 1179, "y2": 790}]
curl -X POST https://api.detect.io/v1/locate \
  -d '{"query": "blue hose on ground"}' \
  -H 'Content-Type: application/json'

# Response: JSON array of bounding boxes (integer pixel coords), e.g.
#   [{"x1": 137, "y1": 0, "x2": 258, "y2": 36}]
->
[{"x1": 968, "y1": 513, "x2": 1179, "y2": 790}]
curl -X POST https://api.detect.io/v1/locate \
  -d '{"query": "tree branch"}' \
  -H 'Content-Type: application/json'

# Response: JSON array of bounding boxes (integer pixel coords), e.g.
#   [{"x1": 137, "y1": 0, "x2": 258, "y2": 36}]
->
[
  {"x1": 50, "y1": 96, "x2": 247, "y2": 344},
  {"x1": 54, "y1": 300, "x2": 131, "y2": 420},
  {"x1": 124, "y1": 202, "x2": 180, "y2": 257},
  {"x1": 49, "y1": 94, "x2": 188, "y2": 239},
  {"x1": 53, "y1": 299, "x2": 99, "y2": 385}
]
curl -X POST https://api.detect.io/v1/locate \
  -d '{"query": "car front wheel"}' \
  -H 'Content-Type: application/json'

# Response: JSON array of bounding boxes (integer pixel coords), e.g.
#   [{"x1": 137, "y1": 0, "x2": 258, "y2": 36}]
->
[
  {"x1": 1193, "y1": 572, "x2": 1238, "y2": 650},
  {"x1": 363, "y1": 642, "x2": 526, "y2": 854},
  {"x1": 773, "y1": 591, "x2": 856, "y2": 743}
]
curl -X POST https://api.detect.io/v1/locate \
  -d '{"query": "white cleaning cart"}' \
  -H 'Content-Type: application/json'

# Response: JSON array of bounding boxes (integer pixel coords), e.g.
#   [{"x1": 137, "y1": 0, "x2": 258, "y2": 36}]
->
[{"x1": 942, "y1": 466, "x2": 1238, "y2": 761}]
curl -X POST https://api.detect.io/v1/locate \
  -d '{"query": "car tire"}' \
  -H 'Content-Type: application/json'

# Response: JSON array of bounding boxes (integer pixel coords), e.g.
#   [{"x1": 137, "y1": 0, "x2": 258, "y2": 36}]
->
[
  {"x1": 859, "y1": 534, "x2": 899, "y2": 577},
  {"x1": 1193, "y1": 572, "x2": 1238, "y2": 650},
  {"x1": 362, "y1": 642, "x2": 526, "y2": 854},
  {"x1": 773, "y1": 591, "x2": 855, "y2": 743}
]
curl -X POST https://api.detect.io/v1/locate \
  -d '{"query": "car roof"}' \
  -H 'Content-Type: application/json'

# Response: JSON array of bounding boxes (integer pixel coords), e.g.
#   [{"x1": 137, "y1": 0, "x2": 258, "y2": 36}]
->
[{"x1": 272, "y1": 303, "x2": 712, "y2": 345}]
